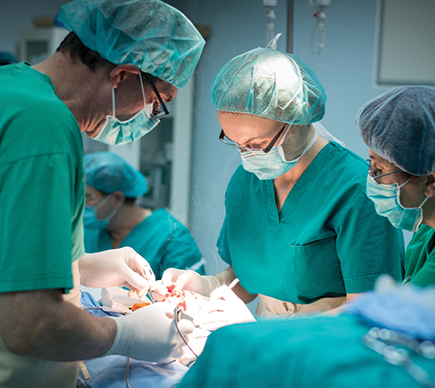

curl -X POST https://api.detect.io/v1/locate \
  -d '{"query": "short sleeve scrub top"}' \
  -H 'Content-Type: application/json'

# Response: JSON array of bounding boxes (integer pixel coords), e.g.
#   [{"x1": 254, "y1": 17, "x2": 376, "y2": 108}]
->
[
  {"x1": 0, "y1": 62, "x2": 85, "y2": 387},
  {"x1": 218, "y1": 142, "x2": 403, "y2": 317}
]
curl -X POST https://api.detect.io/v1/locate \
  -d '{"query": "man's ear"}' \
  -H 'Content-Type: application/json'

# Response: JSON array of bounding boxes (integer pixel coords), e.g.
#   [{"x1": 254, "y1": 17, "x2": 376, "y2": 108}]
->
[
  {"x1": 112, "y1": 191, "x2": 126, "y2": 207},
  {"x1": 424, "y1": 173, "x2": 435, "y2": 198},
  {"x1": 109, "y1": 65, "x2": 141, "y2": 88}
]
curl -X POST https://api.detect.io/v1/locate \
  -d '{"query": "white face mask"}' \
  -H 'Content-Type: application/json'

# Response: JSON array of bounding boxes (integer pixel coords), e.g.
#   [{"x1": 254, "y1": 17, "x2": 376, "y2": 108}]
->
[
  {"x1": 93, "y1": 75, "x2": 160, "y2": 146},
  {"x1": 241, "y1": 129, "x2": 318, "y2": 180}
]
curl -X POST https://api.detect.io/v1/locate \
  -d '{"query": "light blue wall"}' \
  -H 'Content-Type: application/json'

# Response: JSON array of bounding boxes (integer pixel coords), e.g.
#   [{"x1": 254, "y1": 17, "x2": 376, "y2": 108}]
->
[{"x1": 0, "y1": 0, "x2": 400, "y2": 273}]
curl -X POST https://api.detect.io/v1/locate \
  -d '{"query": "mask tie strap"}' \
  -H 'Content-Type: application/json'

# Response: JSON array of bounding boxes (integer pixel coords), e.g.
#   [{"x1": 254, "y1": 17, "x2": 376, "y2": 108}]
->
[{"x1": 111, "y1": 87, "x2": 116, "y2": 117}]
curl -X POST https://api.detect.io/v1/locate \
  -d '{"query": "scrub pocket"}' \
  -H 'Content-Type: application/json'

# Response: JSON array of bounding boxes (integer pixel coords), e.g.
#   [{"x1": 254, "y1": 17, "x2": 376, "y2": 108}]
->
[{"x1": 282, "y1": 237, "x2": 345, "y2": 304}]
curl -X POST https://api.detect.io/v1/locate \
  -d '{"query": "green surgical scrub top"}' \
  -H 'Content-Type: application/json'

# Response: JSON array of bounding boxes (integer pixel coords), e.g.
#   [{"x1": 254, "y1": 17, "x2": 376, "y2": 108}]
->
[
  {"x1": 84, "y1": 208, "x2": 205, "y2": 279},
  {"x1": 217, "y1": 142, "x2": 403, "y2": 304},
  {"x1": 0, "y1": 62, "x2": 85, "y2": 387},
  {"x1": 0, "y1": 62, "x2": 85, "y2": 293},
  {"x1": 404, "y1": 224, "x2": 435, "y2": 286},
  {"x1": 178, "y1": 315, "x2": 435, "y2": 388}
]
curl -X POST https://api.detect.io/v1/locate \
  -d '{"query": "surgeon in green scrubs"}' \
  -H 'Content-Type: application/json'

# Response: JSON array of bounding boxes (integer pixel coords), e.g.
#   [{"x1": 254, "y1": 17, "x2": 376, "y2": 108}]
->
[
  {"x1": 84, "y1": 152, "x2": 205, "y2": 278},
  {"x1": 0, "y1": 0, "x2": 204, "y2": 386},
  {"x1": 356, "y1": 86, "x2": 435, "y2": 287},
  {"x1": 160, "y1": 48, "x2": 403, "y2": 318}
]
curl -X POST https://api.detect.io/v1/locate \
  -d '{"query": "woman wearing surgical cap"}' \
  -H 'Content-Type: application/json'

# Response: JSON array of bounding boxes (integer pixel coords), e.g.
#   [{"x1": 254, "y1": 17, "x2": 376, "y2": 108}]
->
[
  {"x1": 160, "y1": 48, "x2": 403, "y2": 319},
  {"x1": 84, "y1": 152, "x2": 205, "y2": 278},
  {"x1": 357, "y1": 86, "x2": 435, "y2": 287}
]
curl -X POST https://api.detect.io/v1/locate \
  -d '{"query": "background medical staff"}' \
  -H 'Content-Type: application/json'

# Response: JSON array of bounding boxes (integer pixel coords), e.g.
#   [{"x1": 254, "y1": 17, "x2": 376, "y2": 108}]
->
[
  {"x1": 356, "y1": 86, "x2": 435, "y2": 286},
  {"x1": 84, "y1": 152, "x2": 205, "y2": 279},
  {"x1": 0, "y1": 0, "x2": 204, "y2": 387},
  {"x1": 160, "y1": 47, "x2": 403, "y2": 319}
]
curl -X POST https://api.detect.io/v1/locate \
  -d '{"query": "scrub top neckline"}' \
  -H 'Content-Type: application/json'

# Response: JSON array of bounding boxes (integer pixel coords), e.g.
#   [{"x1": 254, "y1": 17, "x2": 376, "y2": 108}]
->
[
  {"x1": 101, "y1": 208, "x2": 163, "y2": 249},
  {"x1": 265, "y1": 141, "x2": 340, "y2": 224}
]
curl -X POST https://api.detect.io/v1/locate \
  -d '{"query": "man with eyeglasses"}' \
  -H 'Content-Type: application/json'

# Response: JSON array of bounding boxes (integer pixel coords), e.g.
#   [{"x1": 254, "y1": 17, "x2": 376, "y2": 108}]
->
[
  {"x1": 358, "y1": 86, "x2": 435, "y2": 287},
  {"x1": 0, "y1": 0, "x2": 204, "y2": 386},
  {"x1": 159, "y1": 47, "x2": 403, "y2": 325}
]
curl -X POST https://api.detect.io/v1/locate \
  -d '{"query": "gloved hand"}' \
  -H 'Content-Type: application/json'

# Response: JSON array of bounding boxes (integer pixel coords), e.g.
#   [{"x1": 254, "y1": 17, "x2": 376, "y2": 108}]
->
[
  {"x1": 156, "y1": 269, "x2": 220, "y2": 298},
  {"x1": 79, "y1": 247, "x2": 155, "y2": 298},
  {"x1": 105, "y1": 302, "x2": 194, "y2": 362},
  {"x1": 193, "y1": 286, "x2": 256, "y2": 331}
]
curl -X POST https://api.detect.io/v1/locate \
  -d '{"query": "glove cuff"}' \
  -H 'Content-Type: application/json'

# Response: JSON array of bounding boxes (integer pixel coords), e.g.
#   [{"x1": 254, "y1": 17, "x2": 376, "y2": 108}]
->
[
  {"x1": 205, "y1": 275, "x2": 221, "y2": 297},
  {"x1": 103, "y1": 316, "x2": 129, "y2": 357}
]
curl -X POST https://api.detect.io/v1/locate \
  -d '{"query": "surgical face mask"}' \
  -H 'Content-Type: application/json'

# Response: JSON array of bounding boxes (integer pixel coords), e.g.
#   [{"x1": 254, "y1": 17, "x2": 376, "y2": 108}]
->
[
  {"x1": 366, "y1": 175, "x2": 429, "y2": 232},
  {"x1": 93, "y1": 75, "x2": 160, "y2": 146},
  {"x1": 83, "y1": 194, "x2": 117, "y2": 229},
  {"x1": 241, "y1": 129, "x2": 318, "y2": 180}
]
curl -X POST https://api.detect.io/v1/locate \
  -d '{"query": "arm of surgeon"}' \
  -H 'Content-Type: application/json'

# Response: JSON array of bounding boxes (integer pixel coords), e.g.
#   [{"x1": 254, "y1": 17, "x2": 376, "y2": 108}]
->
[{"x1": 0, "y1": 289, "x2": 116, "y2": 361}]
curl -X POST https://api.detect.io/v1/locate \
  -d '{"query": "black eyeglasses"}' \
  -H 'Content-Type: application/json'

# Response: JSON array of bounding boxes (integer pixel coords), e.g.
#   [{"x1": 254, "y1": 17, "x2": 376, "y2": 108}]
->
[
  {"x1": 144, "y1": 74, "x2": 171, "y2": 119},
  {"x1": 219, "y1": 123, "x2": 288, "y2": 154},
  {"x1": 366, "y1": 158, "x2": 401, "y2": 181}
]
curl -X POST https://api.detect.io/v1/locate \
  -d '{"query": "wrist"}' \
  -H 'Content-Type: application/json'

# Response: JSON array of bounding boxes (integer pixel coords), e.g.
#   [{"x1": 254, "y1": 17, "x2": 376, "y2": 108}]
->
[{"x1": 204, "y1": 275, "x2": 221, "y2": 297}]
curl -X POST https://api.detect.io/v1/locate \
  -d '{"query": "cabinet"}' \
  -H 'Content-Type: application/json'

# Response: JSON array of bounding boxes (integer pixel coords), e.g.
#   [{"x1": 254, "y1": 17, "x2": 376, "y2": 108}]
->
[{"x1": 20, "y1": 27, "x2": 69, "y2": 63}]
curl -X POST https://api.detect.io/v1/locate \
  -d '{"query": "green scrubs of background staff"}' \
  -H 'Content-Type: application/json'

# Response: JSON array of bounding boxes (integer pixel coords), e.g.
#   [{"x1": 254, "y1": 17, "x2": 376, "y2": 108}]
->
[{"x1": 85, "y1": 208, "x2": 205, "y2": 278}]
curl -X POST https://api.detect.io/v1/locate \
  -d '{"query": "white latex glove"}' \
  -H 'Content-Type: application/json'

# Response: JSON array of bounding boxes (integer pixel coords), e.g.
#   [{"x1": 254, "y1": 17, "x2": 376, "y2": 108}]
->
[
  {"x1": 105, "y1": 302, "x2": 194, "y2": 362},
  {"x1": 156, "y1": 269, "x2": 220, "y2": 298},
  {"x1": 193, "y1": 286, "x2": 256, "y2": 331},
  {"x1": 79, "y1": 247, "x2": 155, "y2": 298}
]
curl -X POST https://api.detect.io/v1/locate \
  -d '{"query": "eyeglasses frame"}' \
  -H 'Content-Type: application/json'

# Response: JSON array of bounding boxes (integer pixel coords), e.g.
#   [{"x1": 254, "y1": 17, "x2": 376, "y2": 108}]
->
[
  {"x1": 143, "y1": 73, "x2": 171, "y2": 119},
  {"x1": 219, "y1": 123, "x2": 288, "y2": 154}
]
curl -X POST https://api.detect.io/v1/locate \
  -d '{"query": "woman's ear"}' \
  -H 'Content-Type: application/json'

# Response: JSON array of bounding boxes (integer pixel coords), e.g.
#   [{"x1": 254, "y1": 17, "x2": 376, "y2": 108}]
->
[{"x1": 424, "y1": 173, "x2": 435, "y2": 197}]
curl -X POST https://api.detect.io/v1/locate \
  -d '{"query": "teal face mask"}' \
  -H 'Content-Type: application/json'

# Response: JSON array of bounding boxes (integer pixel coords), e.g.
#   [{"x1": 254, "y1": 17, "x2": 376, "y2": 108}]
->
[
  {"x1": 366, "y1": 174, "x2": 429, "y2": 232},
  {"x1": 93, "y1": 75, "x2": 160, "y2": 146},
  {"x1": 83, "y1": 194, "x2": 117, "y2": 229},
  {"x1": 241, "y1": 130, "x2": 318, "y2": 180}
]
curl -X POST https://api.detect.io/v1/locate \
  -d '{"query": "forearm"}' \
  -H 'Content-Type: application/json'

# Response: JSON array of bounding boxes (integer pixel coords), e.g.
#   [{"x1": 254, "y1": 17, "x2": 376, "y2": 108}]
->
[{"x1": 0, "y1": 290, "x2": 116, "y2": 361}]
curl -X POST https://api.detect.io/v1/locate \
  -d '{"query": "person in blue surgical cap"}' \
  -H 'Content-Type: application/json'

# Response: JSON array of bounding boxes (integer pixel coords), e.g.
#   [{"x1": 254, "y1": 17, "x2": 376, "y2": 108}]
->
[
  {"x1": 84, "y1": 152, "x2": 205, "y2": 278},
  {"x1": 357, "y1": 86, "x2": 435, "y2": 287},
  {"x1": 0, "y1": 0, "x2": 204, "y2": 386},
  {"x1": 160, "y1": 47, "x2": 403, "y2": 322}
]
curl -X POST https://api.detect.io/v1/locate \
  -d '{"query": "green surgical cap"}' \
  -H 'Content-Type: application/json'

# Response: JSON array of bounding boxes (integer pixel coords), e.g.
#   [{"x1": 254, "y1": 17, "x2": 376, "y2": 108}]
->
[
  {"x1": 356, "y1": 86, "x2": 435, "y2": 176},
  {"x1": 211, "y1": 48, "x2": 326, "y2": 125},
  {"x1": 85, "y1": 152, "x2": 148, "y2": 197},
  {"x1": 58, "y1": 0, "x2": 205, "y2": 89}
]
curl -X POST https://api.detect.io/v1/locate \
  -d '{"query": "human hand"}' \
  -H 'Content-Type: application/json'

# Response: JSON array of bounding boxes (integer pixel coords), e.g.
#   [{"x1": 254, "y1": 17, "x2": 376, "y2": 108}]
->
[
  {"x1": 193, "y1": 286, "x2": 256, "y2": 331},
  {"x1": 105, "y1": 302, "x2": 194, "y2": 362},
  {"x1": 79, "y1": 247, "x2": 155, "y2": 298},
  {"x1": 156, "y1": 269, "x2": 220, "y2": 298}
]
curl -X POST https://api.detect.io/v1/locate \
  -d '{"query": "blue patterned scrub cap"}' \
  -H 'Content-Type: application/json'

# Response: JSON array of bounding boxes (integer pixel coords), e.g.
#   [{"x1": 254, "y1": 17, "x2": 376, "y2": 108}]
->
[
  {"x1": 85, "y1": 152, "x2": 147, "y2": 197},
  {"x1": 58, "y1": 0, "x2": 205, "y2": 88},
  {"x1": 356, "y1": 86, "x2": 435, "y2": 175},
  {"x1": 211, "y1": 48, "x2": 326, "y2": 125}
]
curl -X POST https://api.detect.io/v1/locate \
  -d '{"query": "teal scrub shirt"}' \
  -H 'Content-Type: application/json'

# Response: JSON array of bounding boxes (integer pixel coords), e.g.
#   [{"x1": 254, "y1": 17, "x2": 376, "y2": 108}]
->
[
  {"x1": 178, "y1": 315, "x2": 435, "y2": 388},
  {"x1": 218, "y1": 142, "x2": 403, "y2": 304},
  {"x1": 84, "y1": 208, "x2": 205, "y2": 279},
  {"x1": 0, "y1": 62, "x2": 85, "y2": 293},
  {"x1": 0, "y1": 62, "x2": 85, "y2": 387},
  {"x1": 404, "y1": 224, "x2": 435, "y2": 286}
]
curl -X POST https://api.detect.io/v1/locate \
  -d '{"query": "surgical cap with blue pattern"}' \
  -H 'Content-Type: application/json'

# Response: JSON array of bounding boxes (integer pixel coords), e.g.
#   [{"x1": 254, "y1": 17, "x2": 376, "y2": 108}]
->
[
  {"x1": 211, "y1": 48, "x2": 326, "y2": 125},
  {"x1": 58, "y1": 0, "x2": 205, "y2": 89},
  {"x1": 85, "y1": 152, "x2": 148, "y2": 197},
  {"x1": 356, "y1": 86, "x2": 435, "y2": 176}
]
